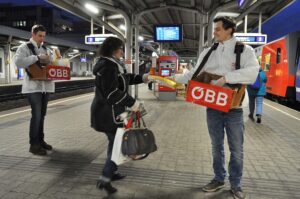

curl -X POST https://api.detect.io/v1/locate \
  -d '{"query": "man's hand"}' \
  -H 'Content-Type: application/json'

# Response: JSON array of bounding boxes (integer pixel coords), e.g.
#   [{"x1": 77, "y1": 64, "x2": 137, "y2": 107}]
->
[
  {"x1": 210, "y1": 76, "x2": 226, "y2": 87},
  {"x1": 38, "y1": 54, "x2": 50, "y2": 64}
]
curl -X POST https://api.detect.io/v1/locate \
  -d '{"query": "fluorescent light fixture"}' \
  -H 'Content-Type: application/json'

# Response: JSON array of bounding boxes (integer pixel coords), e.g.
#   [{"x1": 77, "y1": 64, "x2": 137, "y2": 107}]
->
[
  {"x1": 85, "y1": 3, "x2": 99, "y2": 14},
  {"x1": 119, "y1": 24, "x2": 126, "y2": 31},
  {"x1": 73, "y1": 49, "x2": 79, "y2": 53},
  {"x1": 216, "y1": 12, "x2": 239, "y2": 18},
  {"x1": 138, "y1": 36, "x2": 144, "y2": 41},
  {"x1": 50, "y1": 45, "x2": 58, "y2": 49},
  {"x1": 89, "y1": 52, "x2": 95, "y2": 55},
  {"x1": 18, "y1": 40, "x2": 26, "y2": 44}
]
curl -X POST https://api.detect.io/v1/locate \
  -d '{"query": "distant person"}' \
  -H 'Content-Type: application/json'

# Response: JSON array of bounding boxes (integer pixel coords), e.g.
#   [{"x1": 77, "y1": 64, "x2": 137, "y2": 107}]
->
[
  {"x1": 174, "y1": 17, "x2": 259, "y2": 199},
  {"x1": 14, "y1": 24, "x2": 53, "y2": 156},
  {"x1": 91, "y1": 37, "x2": 149, "y2": 194},
  {"x1": 247, "y1": 68, "x2": 267, "y2": 123},
  {"x1": 182, "y1": 65, "x2": 190, "y2": 74}
]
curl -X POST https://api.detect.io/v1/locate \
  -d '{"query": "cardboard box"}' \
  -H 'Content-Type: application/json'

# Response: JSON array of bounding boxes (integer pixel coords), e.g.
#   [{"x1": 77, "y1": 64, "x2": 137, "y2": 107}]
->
[
  {"x1": 187, "y1": 72, "x2": 246, "y2": 112},
  {"x1": 27, "y1": 64, "x2": 70, "y2": 80}
]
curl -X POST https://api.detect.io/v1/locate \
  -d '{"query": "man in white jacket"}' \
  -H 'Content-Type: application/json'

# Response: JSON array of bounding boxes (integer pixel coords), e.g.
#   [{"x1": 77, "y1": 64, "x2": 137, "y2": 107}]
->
[
  {"x1": 14, "y1": 24, "x2": 53, "y2": 156},
  {"x1": 175, "y1": 17, "x2": 259, "y2": 199}
]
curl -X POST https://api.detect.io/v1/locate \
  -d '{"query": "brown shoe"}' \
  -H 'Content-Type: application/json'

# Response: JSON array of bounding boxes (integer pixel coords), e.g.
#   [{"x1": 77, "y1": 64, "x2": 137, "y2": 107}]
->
[{"x1": 29, "y1": 145, "x2": 47, "y2": 156}]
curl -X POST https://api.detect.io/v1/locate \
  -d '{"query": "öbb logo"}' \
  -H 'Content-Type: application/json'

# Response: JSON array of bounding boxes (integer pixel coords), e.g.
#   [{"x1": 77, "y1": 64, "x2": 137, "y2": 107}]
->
[
  {"x1": 191, "y1": 86, "x2": 229, "y2": 106},
  {"x1": 48, "y1": 68, "x2": 69, "y2": 78}
]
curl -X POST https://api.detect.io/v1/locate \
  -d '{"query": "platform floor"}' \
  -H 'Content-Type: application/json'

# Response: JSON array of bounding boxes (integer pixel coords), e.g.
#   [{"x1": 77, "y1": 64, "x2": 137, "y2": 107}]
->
[{"x1": 0, "y1": 84, "x2": 300, "y2": 199}]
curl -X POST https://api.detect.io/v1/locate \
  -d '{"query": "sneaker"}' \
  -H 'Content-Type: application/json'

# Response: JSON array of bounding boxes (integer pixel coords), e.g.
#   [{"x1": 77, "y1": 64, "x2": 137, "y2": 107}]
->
[
  {"x1": 231, "y1": 187, "x2": 246, "y2": 199},
  {"x1": 41, "y1": 141, "x2": 53, "y2": 150},
  {"x1": 29, "y1": 145, "x2": 47, "y2": 156},
  {"x1": 256, "y1": 115, "x2": 261, "y2": 123},
  {"x1": 202, "y1": 179, "x2": 225, "y2": 192}
]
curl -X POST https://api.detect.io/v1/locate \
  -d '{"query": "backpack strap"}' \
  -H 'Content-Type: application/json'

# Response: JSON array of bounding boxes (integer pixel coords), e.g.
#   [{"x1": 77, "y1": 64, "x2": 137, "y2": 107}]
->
[
  {"x1": 234, "y1": 41, "x2": 244, "y2": 70},
  {"x1": 192, "y1": 43, "x2": 219, "y2": 79},
  {"x1": 231, "y1": 41, "x2": 246, "y2": 107},
  {"x1": 26, "y1": 42, "x2": 43, "y2": 68}
]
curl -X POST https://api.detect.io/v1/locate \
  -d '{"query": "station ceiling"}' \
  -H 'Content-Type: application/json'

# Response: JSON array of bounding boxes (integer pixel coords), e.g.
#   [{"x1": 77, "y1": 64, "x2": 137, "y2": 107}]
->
[{"x1": 46, "y1": 0, "x2": 294, "y2": 57}]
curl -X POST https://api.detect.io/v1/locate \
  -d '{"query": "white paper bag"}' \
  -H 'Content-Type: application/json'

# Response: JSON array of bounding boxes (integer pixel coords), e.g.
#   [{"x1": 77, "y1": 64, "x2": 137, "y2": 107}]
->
[{"x1": 111, "y1": 127, "x2": 131, "y2": 165}]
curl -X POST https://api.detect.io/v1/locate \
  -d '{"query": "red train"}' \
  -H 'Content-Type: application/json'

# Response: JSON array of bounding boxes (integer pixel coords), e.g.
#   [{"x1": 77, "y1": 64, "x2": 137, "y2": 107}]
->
[{"x1": 255, "y1": 31, "x2": 300, "y2": 103}]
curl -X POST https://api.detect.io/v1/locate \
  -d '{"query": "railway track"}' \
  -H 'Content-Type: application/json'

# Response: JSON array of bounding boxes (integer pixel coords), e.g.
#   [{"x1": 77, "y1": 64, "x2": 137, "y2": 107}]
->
[{"x1": 0, "y1": 80, "x2": 95, "y2": 111}]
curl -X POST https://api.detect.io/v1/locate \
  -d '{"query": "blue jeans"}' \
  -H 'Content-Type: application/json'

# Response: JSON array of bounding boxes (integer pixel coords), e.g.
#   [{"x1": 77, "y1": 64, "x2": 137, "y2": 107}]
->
[
  {"x1": 102, "y1": 131, "x2": 118, "y2": 179},
  {"x1": 27, "y1": 92, "x2": 49, "y2": 145},
  {"x1": 206, "y1": 108, "x2": 244, "y2": 188},
  {"x1": 255, "y1": 96, "x2": 263, "y2": 115},
  {"x1": 248, "y1": 95, "x2": 264, "y2": 116}
]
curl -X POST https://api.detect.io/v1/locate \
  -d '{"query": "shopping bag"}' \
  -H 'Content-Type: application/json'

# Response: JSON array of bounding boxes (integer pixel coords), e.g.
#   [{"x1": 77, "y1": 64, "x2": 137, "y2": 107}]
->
[{"x1": 111, "y1": 127, "x2": 131, "y2": 165}]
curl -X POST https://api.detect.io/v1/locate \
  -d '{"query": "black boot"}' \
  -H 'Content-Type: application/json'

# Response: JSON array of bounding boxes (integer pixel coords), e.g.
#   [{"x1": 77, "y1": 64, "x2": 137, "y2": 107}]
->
[
  {"x1": 96, "y1": 180, "x2": 117, "y2": 194},
  {"x1": 257, "y1": 114, "x2": 261, "y2": 123},
  {"x1": 112, "y1": 173, "x2": 126, "y2": 181},
  {"x1": 248, "y1": 113, "x2": 254, "y2": 121}
]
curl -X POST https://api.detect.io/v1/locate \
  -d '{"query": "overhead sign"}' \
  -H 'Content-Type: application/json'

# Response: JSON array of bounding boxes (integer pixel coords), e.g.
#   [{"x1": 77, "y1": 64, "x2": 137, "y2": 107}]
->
[
  {"x1": 80, "y1": 57, "x2": 87, "y2": 63},
  {"x1": 234, "y1": 33, "x2": 267, "y2": 45},
  {"x1": 85, "y1": 34, "x2": 117, "y2": 45},
  {"x1": 238, "y1": 0, "x2": 246, "y2": 7}
]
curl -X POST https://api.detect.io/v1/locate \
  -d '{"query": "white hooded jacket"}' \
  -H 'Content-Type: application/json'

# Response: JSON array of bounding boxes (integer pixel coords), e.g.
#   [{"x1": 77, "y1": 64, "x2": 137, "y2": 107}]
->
[{"x1": 14, "y1": 38, "x2": 54, "y2": 93}]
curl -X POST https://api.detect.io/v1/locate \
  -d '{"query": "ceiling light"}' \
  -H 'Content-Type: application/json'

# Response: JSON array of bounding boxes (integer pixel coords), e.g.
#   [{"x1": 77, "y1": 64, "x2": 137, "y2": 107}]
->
[
  {"x1": 85, "y1": 3, "x2": 99, "y2": 14},
  {"x1": 73, "y1": 49, "x2": 79, "y2": 53},
  {"x1": 119, "y1": 24, "x2": 126, "y2": 31},
  {"x1": 138, "y1": 36, "x2": 144, "y2": 41}
]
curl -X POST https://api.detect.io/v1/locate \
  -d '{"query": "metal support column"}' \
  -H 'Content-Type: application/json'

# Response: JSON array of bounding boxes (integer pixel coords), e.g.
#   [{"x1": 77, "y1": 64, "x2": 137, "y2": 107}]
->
[
  {"x1": 244, "y1": 15, "x2": 248, "y2": 33},
  {"x1": 4, "y1": 36, "x2": 12, "y2": 84},
  {"x1": 258, "y1": 12, "x2": 262, "y2": 33},
  {"x1": 134, "y1": 19, "x2": 139, "y2": 98},
  {"x1": 90, "y1": 18, "x2": 93, "y2": 34}
]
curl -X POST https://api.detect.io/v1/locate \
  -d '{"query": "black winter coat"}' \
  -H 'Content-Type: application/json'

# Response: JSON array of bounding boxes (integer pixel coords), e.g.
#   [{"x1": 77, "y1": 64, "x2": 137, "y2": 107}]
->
[{"x1": 91, "y1": 57, "x2": 144, "y2": 133}]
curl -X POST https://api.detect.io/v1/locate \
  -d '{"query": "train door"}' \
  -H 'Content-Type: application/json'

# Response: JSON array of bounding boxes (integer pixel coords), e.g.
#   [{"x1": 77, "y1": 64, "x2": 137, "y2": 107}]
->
[
  {"x1": 0, "y1": 48, "x2": 4, "y2": 79},
  {"x1": 295, "y1": 38, "x2": 300, "y2": 102}
]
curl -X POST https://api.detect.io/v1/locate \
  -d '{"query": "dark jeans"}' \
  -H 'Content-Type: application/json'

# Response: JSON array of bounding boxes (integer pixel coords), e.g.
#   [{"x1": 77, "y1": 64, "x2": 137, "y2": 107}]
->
[
  {"x1": 27, "y1": 92, "x2": 49, "y2": 145},
  {"x1": 148, "y1": 81, "x2": 153, "y2": 90},
  {"x1": 102, "y1": 131, "x2": 118, "y2": 179},
  {"x1": 206, "y1": 108, "x2": 244, "y2": 188}
]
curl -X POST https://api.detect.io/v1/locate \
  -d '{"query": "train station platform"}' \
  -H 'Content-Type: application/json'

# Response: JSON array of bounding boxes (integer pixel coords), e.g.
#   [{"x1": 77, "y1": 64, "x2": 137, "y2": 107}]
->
[
  {"x1": 0, "y1": 84, "x2": 300, "y2": 199},
  {"x1": 0, "y1": 77, "x2": 94, "y2": 87}
]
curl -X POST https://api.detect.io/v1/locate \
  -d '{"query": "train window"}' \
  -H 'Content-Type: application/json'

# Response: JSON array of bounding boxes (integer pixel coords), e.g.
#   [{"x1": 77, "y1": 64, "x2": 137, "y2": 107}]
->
[
  {"x1": 276, "y1": 48, "x2": 281, "y2": 64},
  {"x1": 296, "y1": 38, "x2": 300, "y2": 66},
  {"x1": 0, "y1": 58, "x2": 2, "y2": 73},
  {"x1": 264, "y1": 53, "x2": 271, "y2": 71}
]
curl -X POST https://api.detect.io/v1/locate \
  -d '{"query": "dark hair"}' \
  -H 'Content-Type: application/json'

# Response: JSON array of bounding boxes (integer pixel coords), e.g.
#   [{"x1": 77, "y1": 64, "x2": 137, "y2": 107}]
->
[
  {"x1": 213, "y1": 16, "x2": 236, "y2": 35},
  {"x1": 99, "y1": 37, "x2": 124, "y2": 57},
  {"x1": 31, "y1": 24, "x2": 46, "y2": 34}
]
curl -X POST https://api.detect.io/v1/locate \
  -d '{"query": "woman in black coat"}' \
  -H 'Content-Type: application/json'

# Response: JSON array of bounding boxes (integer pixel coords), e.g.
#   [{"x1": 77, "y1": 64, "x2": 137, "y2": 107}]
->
[{"x1": 91, "y1": 37, "x2": 147, "y2": 194}]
